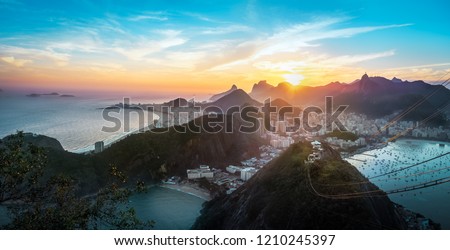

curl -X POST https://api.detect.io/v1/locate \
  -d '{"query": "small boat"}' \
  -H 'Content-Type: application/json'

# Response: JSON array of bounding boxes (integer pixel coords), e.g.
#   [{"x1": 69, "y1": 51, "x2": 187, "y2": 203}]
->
[{"x1": 439, "y1": 143, "x2": 445, "y2": 147}]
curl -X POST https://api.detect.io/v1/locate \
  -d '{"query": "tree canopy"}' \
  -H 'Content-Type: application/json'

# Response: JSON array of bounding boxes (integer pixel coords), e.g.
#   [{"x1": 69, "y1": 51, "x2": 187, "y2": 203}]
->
[{"x1": 0, "y1": 132, "x2": 153, "y2": 229}]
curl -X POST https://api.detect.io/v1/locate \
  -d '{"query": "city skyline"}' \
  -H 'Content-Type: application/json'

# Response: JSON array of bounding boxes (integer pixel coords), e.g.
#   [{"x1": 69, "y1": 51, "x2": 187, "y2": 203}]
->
[{"x1": 1, "y1": 0, "x2": 450, "y2": 95}]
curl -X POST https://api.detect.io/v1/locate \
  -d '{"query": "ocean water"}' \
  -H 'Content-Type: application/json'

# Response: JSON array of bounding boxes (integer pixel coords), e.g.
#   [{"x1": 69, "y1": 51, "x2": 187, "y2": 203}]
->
[
  {"x1": 0, "y1": 206, "x2": 9, "y2": 226},
  {"x1": 0, "y1": 93, "x2": 205, "y2": 229},
  {"x1": 346, "y1": 139, "x2": 450, "y2": 229},
  {"x1": 129, "y1": 187, "x2": 205, "y2": 230},
  {"x1": 0, "y1": 187, "x2": 205, "y2": 229},
  {"x1": 0, "y1": 94, "x2": 158, "y2": 152}
]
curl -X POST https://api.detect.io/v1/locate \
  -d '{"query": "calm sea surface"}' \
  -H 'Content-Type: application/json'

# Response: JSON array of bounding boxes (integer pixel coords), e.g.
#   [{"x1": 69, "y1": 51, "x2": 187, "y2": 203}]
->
[
  {"x1": 0, "y1": 93, "x2": 204, "y2": 230},
  {"x1": 346, "y1": 139, "x2": 450, "y2": 229},
  {"x1": 0, "y1": 187, "x2": 205, "y2": 229},
  {"x1": 0, "y1": 94, "x2": 158, "y2": 152},
  {"x1": 129, "y1": 187, "x2": 205, "y2": 230}
]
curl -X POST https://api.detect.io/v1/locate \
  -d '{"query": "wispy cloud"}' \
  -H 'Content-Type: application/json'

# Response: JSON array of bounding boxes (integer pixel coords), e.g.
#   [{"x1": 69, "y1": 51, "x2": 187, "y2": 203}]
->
[
  {"x1": 128, "y1": 11, "x2": 168, "y2": 22},
  {"x1": 250, "y1": 22, "x2": 409, "y2": 60},
  {"x1": 383, "y1": 62, "x2": 450, "y2": 71},
  {"x1": 85, "y1": 62, "x2": 126, "y2": 73},
  {"x1": 181, "y1": 12, "x2": 223, "y2": 23},
  {"x1": 111, "y1": 30, "x2": 187, "y2": 61},
  {"x1": 1, "y1": 56, "x2": 32, "y2": 67},
  {"x1": 253, "y1": 60, "x2": 307, "y2": 72},
  {"x1": 0, "y1": 44, "x2": 70, "y2": 66},
  {"x1": 318, "y1": 23, "x2": 413, "y2": 39},
  {"x1": 201, "y1": 25, "x2": 251, "y2": 35},
  {"x1": 0, "y1": 5, "x2": 424, "y2": 91},
  {"x1": 200, "y1": 18, "x2": 409, "y2": 71},
  {"x1": 318, "y1": 50, "x2": 396, "y2": 67}
]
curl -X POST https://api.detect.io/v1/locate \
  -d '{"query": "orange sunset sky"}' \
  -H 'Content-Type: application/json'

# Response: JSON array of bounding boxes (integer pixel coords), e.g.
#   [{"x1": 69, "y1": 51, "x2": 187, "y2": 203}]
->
[{"x1": 1, "y1": 0, "x2": 449, "y2": 96}]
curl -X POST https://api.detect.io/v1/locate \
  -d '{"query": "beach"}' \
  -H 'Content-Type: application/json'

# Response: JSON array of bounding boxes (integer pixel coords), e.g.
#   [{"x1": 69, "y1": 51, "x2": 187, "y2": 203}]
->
[{"x1": 158, "y1": 182, "x2": 212, "y2": 201}]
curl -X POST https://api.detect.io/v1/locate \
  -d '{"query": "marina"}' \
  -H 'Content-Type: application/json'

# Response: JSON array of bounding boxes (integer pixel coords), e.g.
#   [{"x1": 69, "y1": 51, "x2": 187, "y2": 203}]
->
[{"x1": 346, "y1": 139, "x2": 450, "y2": 229}]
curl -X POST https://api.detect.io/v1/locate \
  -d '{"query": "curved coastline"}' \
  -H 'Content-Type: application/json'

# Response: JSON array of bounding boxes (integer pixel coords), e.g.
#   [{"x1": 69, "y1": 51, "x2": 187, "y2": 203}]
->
[{"x1": 157, "y1": 183, "x2": 211, "y2": 201}]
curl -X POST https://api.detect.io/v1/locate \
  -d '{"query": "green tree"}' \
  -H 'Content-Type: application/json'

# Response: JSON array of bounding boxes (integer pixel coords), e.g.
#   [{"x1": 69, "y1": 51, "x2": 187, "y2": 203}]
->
[
  {"x1": 0, "y1": 132, "x2": 45, "y2": 203},
  {"x1": 0, "y1": 132, "x2": 153, "y2": 229}
]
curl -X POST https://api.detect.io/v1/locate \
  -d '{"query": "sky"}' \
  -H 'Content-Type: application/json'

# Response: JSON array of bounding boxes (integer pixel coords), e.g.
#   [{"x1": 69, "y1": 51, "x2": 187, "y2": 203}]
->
[{"x1": 0, "y1": 0, "x2": 450, "y2": 96}]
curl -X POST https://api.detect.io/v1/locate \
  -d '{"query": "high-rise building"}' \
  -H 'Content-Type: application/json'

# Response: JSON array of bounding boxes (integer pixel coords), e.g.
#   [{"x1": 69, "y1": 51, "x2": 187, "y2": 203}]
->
[
  {"x1": 94, "y1": 141, "x2": 104, "y2": 153},
  {"x1": 276, "y1": 121, "x2": 286, "y2": 134},
  {"x1": 257, "y1": 117, "x2": 266, "y2": 136}
]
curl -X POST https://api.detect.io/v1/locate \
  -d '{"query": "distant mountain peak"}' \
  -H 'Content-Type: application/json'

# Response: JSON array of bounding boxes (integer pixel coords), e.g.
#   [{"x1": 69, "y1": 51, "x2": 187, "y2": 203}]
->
[
  {"x1": 358, "y1": 74, "x2": 377, "y2": 94},
  {"x1": 208, "y1": 84, "x2": 239, "y2": 102},
  {"x1": 257, "y1": 80, "x2": 268, "y2": 85},
  {"x1": 250, "y1": 80, "x2": 275, "y2": 100},
  {"x1": 225, "y1": 89, "x2": 251, "y2": 99},
  {"x1": 253, "y1": 80, "x2": 273, "y2": 89},
  {"x1": 362, "y1": 73, "x2": 369, "y2": 80},
  {"x1": 392, "y1": 77, "x2": 403, "y2": 83},
  {"x1": 277, "y1": 82, "x2": 293, "y2": 88},
  {"x1": 208, "y1": 89, "x2": 261, "y2": 112},
  {"x1": 271, "y1": 98, "x2": 292, "y2": 106},
  {"x1": 164, "y1": 97, "x2": 188, "y2": 107}
]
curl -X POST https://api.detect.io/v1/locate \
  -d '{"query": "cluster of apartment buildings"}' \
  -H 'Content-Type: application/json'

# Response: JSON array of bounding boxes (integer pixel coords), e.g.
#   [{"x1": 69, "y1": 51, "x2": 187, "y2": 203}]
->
[
  {"x1": 293, "y1": 112, "x2": 449, "y2": 142},
  {"x1": 341, "y1": 113, "x2": 450, "y2": 140},
  {"x1": 185, "y1": 145, "x2": 282, "y2": 194},
  {"x1": 225, "y1": 165, "x2": 257, "y2": 181},
  {"x1": 324, "y1": 137, "x2": 367, "y2": 150},
  {"x1": 268, "y1": 133, "x2": 295, "y2": 148},
  {"x1": 186, "y1": 165, "x2": 214, "y2": 179}
]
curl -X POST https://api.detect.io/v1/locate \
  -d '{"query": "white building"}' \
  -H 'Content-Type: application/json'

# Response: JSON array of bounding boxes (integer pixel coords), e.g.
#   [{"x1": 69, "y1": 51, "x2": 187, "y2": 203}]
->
[
  {"x1": 270, "y1": 136, "x2": 294, "y2": 148},
  {"x1": 187, "y1": 165, "x2": 214, "y2": 179},
  {"x1": 240, "y1": 167, "x2": 257, "y2": 181},
  {"x1": 226, "y1": 165, "x2": 242, "y2": 174}
]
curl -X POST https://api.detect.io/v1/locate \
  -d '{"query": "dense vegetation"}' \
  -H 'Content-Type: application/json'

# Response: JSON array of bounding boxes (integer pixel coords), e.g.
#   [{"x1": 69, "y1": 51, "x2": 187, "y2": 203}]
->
[
  {"x1": 0, "y1": 132, "x2": 153, "y2": 229},
  {"x1": 5, "y1": 115, "x2": 262, "y2": 196},
  {"x1": 325, "y1": 130, "x2": 359, "y2": 141}
]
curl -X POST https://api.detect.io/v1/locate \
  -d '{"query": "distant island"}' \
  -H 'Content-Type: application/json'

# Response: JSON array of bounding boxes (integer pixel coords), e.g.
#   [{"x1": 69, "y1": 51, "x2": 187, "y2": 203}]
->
[
  {"x1": 26, "y1": 93, "x2": 75, "y2": 98},
  {"x1": 99, "y1": 102, "x2": 141, "y2": 110}
]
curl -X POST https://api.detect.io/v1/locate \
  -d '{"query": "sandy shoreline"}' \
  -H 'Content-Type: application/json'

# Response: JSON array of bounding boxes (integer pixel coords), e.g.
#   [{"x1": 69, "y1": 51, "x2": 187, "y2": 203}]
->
[{"x1": 158, "y1": 183, "x2": 212, "y2": 201}]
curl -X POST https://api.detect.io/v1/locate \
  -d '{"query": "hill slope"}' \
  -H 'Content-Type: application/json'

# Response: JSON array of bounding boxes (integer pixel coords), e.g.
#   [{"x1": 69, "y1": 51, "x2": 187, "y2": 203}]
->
[
  {"x1": 206, "y1": 89, "x2": 262, "y2": 112},
  {"x1": 3, "y1": 115, "x2": 264, "y2": 194},
  {"x1": 192, "y1": 142, "x2": 407, "y2": 229},
  {"x1": 209, "y1": 84, "x2": 238, "y2": 102}
]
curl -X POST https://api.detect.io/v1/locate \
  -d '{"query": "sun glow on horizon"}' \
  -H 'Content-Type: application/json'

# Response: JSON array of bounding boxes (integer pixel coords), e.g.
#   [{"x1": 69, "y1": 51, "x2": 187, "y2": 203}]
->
[
  {"x1": 282, "y1": 74, "x2": 304, "y2": 86},
  {"x1": 0, "y1": 1, "x2": 449, "y2": 95}
]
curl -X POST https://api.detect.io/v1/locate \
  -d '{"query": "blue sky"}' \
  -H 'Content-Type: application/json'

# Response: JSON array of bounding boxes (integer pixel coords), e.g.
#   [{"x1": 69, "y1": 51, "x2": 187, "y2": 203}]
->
[{"x1": 0, "y1": 0, "x2": 449, "y2": 94}]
